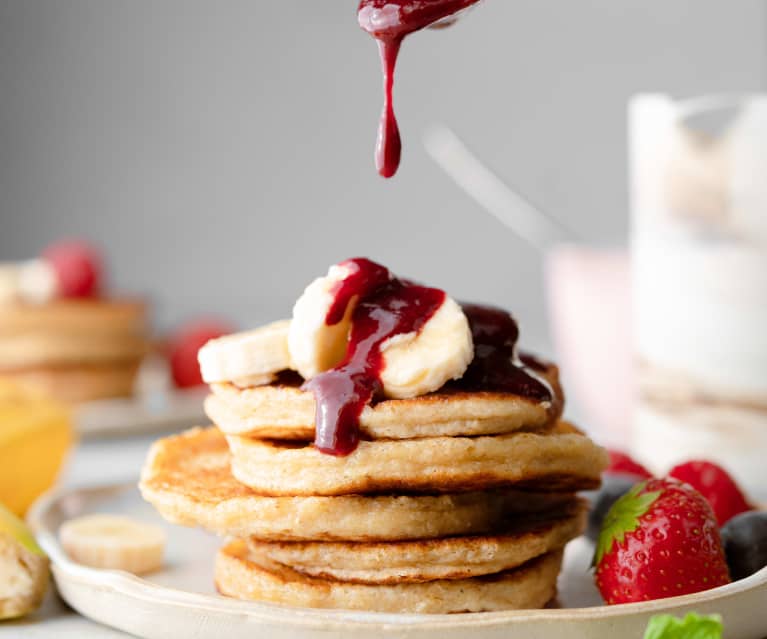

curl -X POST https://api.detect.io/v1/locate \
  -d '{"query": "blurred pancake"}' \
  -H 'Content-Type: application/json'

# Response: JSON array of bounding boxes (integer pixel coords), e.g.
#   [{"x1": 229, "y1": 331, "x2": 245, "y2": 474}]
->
[
  {"x1": 226, "y1": 422, "x2": 608, "y2": 496},
  {"x1": 0, "y1": 298, "x2": 148, "y2": 402},
  {"x1": 0, "y1": 333, "x2": 147, "y2": 369},
  {"x1": 6, "y1": 360, "x2": 141, "y2": 402},
  {"x1": 205, "y1": 359, "x2": 562, "y2": 440},
  {"x1": 248, "y1": 500, "x2": 586, "y2": 584},
  {"x1": 140, "y1": 427, "x2": 578, "y2": 541},
  {"x1": 215, "y1": 540, "x2": 563, "y2": 613},
  {"x1": 0, "y1": 299, "x2": 147, "y2": 335}
]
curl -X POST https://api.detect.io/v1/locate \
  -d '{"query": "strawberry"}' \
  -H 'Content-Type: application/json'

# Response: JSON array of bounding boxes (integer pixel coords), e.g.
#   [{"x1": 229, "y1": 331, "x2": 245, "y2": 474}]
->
[
  {"x1": 606, "y1": 449, "x2": 653, "y2": 480},
  {"x1": 42, "y1": 239, "x2": 102, "y2": 298},
  {"x1": 167, "y1": 319, "x2": 233, "y2": 388},
  {"x1": 594, "y1": 478, "x2": 730, "y2": 604},
  {"x1": 668, "y1": 460, "x2": 752, "y2": 526}
]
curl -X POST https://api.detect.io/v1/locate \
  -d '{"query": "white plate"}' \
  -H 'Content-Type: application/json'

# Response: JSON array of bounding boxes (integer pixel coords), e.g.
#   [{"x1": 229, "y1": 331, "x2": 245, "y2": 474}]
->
[
  {"x1": 27, "y1": 483, "x2": 767, "y2": 639},
  {"x1": 75, "y1": 389, "x2": 207, "y2": 438},
  {"x1": 74, "y1": 356, "x2": 207, "y2": 437}
]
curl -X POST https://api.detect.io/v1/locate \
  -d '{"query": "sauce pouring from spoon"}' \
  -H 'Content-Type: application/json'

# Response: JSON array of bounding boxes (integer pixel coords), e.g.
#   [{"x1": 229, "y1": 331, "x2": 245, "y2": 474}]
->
[{"x1": 357, "y1": 0, "x2": 483, "y2": 178}]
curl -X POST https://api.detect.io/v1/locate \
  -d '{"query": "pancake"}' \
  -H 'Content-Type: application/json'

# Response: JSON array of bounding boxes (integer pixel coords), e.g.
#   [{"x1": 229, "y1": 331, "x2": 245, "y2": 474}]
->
[
  {"x1": 7, "y1": 360, "x2": 141, "y2": 402},
  {"x1": 0, "y1": 299, "x2": 147, "y2": 335},
  {"x1": 226, "y1": 421, "x2": 608, "y2": 496},
  {"x1": 249, "y1": 500, "x2": 585, "y2": 583},
  {"x1": 0, "y1": 333, "x2": 148, "y2": 369},
  {"x1": 206, "y1": 359, "x2": 562, "y2": 440},
  {"x1": 140, "y1": 427, "x2": 579, "y2": 541},
  {"x1": 216, "y1": 540, "x2": 562, "y2": 613}
]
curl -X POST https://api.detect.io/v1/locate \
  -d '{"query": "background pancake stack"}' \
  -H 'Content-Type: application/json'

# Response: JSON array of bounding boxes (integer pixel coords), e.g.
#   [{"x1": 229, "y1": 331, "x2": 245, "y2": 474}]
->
[
  {"x1": 0, "y1": 299, "x2": 149, "y2": 403},
  {"x1": 141, "y1": 321, "x2": 607, "y2": 614}
]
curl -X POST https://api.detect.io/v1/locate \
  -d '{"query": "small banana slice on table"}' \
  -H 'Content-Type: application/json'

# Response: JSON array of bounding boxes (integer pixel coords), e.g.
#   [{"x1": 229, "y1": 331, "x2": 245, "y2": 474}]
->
[
  {"x1": 59, "y1": 514, "x2": 166, "y2": 575},
  {"x1": 198, "y1": 319, "x2": 293, "y2": 387}
]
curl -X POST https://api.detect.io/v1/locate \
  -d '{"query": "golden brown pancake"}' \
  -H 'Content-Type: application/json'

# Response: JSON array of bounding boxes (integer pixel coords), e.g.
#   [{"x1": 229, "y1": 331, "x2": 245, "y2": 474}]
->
[
  {"x1": 206, "y1": 361, "x2": 562, "y2": 440},
  {"x1": 6, "y1": 360, "x2": 141, "y2": 402},
  {"x1": 216, "y1": 540, "x2": 562, "y2": 613},
  {"x1": 140, "y1": 427, "x2": 579, "y2": 541},
  {"x1": 248, "y1": 500, "x2": 585, "y2": 583},
  {"x1": 226, "y1": 421, "x2": 608, "y2": 496},
  {"x1": 0, "y1": 333, "x2": 147, "y2": 369},
  {"x1": 0, "y1": 298, "x2": 147, "y2": 335},
  {"x1": 0, "y1": 298, "x2": 148, "y2": 402}
]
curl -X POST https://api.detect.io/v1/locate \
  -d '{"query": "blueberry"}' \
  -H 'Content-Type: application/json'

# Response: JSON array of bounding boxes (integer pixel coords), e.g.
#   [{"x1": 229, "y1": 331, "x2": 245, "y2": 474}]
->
[
  {"x1": 583, "y1": 474, "x2": 637, "y2": 542},
  {"x1": 720, "y1": 510, "x2": 767, "y2": 581}
]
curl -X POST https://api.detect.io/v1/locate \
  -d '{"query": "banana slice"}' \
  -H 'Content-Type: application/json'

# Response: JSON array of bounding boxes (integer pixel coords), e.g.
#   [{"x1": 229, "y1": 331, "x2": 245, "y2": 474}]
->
[
  {"x1": 198, "y1": 319, "x2": 292, "y2": 387},
  {"x1": 0, "y1": 260, "x2": 58, "y2": 306},
  {"x1": 0, "y1": 264, "x2": 21, "y2": 305},
  {"x1": 288, "y1": 262, "x2": 360, "y2": 380},
  {"x1": 288, "y1": 264, "x2": 473, "y2": 398},
  {"x1": 0, "y1": 503, "x2": 49, "y2": 619},
  {"x1": 17, "y1": 259, "x2": 57, "y2": 305},
  {"x1": 379, "y1": 296, "x2": 473, "y2": 398},
  {"x1": 59, "y1": 514, "x2": 165, "y2": 575}
]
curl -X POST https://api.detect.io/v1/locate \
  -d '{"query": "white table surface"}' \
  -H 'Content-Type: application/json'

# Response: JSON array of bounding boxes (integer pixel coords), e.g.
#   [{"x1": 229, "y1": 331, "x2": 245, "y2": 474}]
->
[{"x1": 2, "y1": 432, "x2": 170, "y2": 638}]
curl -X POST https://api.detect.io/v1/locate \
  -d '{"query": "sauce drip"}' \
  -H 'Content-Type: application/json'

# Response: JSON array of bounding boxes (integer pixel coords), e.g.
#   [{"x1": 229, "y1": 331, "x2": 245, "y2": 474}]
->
[
  {"x1": 303, "y1": 258, "x2": 446, "y2": 455},
  {"x1": 358, "y1": 0, "x2": 481, "y2": 178},
  {"x1": 457, "y1": 303, "x2": 553, "y2": 402}
]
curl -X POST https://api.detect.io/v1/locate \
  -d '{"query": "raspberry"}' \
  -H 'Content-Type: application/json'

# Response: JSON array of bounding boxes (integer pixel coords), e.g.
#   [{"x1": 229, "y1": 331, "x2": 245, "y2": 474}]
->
[{"x1": 42, "y1": 240, "x2": 102, "y2": 298}]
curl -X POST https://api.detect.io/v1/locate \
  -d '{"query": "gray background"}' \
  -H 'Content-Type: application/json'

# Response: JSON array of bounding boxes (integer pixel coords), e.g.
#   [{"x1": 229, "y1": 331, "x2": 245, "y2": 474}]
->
[{"x1": 0, "y1": 1, "x2": 764, "y2": 354}]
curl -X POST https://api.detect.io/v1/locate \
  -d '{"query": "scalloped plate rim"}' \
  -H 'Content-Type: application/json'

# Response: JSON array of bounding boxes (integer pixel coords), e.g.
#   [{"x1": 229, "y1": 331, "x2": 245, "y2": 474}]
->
[{"x1": 27, "y1": 481, "x2": 767, "y2": 635}]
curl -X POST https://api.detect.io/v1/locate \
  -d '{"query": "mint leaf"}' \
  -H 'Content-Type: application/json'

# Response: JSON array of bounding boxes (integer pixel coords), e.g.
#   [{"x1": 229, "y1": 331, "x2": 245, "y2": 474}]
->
[
  {"x1": 593, "y1": 481, "x2": 660, "y2": 566},
  {"x1": 643, "y1": 613, "x2": 723, "y2": 639}
]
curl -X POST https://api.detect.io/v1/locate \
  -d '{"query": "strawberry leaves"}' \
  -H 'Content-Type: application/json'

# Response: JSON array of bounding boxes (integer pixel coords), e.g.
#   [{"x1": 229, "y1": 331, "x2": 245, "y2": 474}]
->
[{"x1": 593, "y1": 481, "x2": 660, "y2": 565}]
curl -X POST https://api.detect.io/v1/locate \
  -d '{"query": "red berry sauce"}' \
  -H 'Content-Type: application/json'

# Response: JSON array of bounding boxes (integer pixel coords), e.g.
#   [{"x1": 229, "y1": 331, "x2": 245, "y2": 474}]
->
[
  {"x1": 455, "y1": 303, "x2": 552, "y2": 402},
  {"x1": 303, "y1": 258, "x2": 445, "y2": 455},
  {"x1": 357, "y1": 0, "x2": 481, "y2": 177}
]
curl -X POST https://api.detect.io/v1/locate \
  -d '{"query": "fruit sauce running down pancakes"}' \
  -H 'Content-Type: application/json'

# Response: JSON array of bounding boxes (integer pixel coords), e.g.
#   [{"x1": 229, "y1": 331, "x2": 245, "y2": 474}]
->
[
  {"x1": 301, "y1": 258, "x2": 554, "y2": 457},
  {"x1": 357, "y1": 0, "x2": 482, "y2": 177},
  {"x1": 303, "y1": 258, "x2": 445, "y2": 455},
  {"x1": 455, "y1": 304, "x2": 552, "y2": 401}
]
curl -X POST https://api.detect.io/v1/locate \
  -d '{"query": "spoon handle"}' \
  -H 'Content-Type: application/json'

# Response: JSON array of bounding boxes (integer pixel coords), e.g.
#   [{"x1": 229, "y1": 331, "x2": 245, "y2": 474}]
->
[{"x1": 423, "y1": 123, "x2": 575, "y2": 252}]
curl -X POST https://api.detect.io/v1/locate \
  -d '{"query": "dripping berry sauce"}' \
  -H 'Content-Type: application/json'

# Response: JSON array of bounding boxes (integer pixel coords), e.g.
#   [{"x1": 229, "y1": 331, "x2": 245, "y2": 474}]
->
[
  {"x1": 303, "y1": 258, "x2": 445, "y2": 455},
  {"x1": 357, "y1": 0, "x2": 482, "y2": 178},
  {"x1": 302, "y1": 260, "x2": 553, "y2": 456},
  {"x1": 456, "y1": 303, "x2": 553, "y2": 402}
]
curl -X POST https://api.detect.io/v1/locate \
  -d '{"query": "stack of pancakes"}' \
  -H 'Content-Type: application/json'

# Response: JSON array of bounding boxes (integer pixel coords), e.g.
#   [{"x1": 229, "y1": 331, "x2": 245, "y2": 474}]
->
[
  {"x1": 141, "y1": 352, "x2": 607, "y2": 613},
  {"x1": 0, "y1": 299, "x2": 148, "y2": 402}
]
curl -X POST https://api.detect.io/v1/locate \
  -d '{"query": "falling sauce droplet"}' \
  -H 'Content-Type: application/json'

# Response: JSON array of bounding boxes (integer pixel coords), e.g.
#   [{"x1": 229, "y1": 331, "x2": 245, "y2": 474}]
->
[{"x1": 358, "y1": 0, "x2": 482, "y2": 178}]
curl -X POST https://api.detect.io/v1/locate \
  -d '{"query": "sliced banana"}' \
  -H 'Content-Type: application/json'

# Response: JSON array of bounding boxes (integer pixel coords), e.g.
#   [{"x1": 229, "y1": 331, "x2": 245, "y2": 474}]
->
[
  {"x1": 288, "y1": 264, "x2": 473, "y2": 398},
  {"x1": 288, "y1": 262, "x2": 359, "y2": 380},
  {"x1": 0, "y1": 260, "x2": 58, "y2": 306},
  {"x1": 379, "y1": 296, "x2": 473, "y2": 398},
  {"x1": 17, "y1": 259, "x2": 57, "y2": 305},
  {"x1": 59, "y1": 514, "x2": 166, "y2": 575},
  {"x1": 0, "y1": 503, "x2": 49, "y2": 619},
  {"x1": 0, "y1": 264, "x2": 21, "y2": 305},
  {"x1": 198, "y1": 319, "x2": 292, "y2": 387}
]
